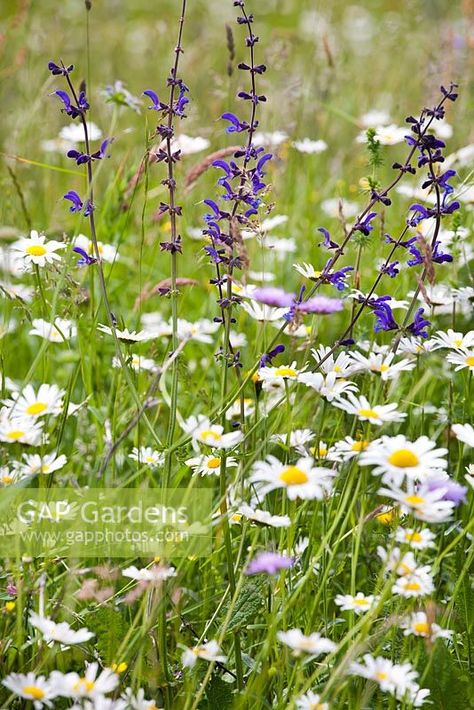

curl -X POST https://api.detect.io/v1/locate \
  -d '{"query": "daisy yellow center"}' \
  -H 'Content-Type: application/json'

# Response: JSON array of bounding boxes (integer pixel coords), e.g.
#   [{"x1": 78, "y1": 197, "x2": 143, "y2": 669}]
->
[
  {"x1": 275, "y1": 366, "x2": 297, "y2": 378},
  {"x1": 414, "y1": 621, "x2": 429, "y2": 634},
  {"x1": 375, "y1": 671, "x2": 388, "y2": 681},
  {"x1": 22, "y1": 686, "x2": 45, "y2": 700},
  {"x1": 26, "y1": 402, "x2": 47, "y2": 416},
  {"x1": 145, "y1": 456, "x2": 155, "y2": 463},
  {"x1": 406, "y1": 531, "x2": 422, "y2": 542},
  {"x1": 279, "y1": 466, "x2": 309, "y2": 486},
  {"x1": 405, "y1": 494, "x2": 425, "y2": 505},
  {"x1": 454, "y1": 339, "x2": 463, "y2": 347},
  {"x1": 200, "y1": 430, "x2": 222, "y2": 441},
  {"x1": 207, "y1": 457, "x2": 221, "y2": 469},
  {"x1": 351, "y1": 440, "x2": 369, "y2": 452},
  {"x1": 354, "y1": 598, "x2": 369, "y2": 606},
  {"x1": 309, "y1": 705, "x2": 324, "y2": 710},
  {"x1": 405, "y1": 581, "x2": 421, "y2": 591},
  {"x1": 357, "y1": 408, "x2": 379, "y2": 419},
  {"x1": 388, "y1": 449, "x2": 419, "y2": 468},
  {"x1": 6, "y1": 430, "x2": 25, "y2": 441},
  {"x1": 378, "y1": 364, "x2": 390, "y2": 372},
  {"x1": 333, "y1": 366, "x2": 342, "y2": 373},
  {"x1": 74, "y1": 678, "x2": 95, "y2": 692},
  {"x1": 314, "y1": 270, "x2": 322, "y2": 278},
  {"x1": 465, "y1": 356, "x2": 474, "y2": 366},
  {"x1": 318, "y1": 446, "x2": 328, "y2": 457},
  {"x1": 1, "y1": 475, "x2": 13, "y2": 485},
  {"x1": 26, "y1": 245, "x2": 47, "y2": 257},
  {"x1": 40, "y1": 465, "x2": 50, "y2": 473}
]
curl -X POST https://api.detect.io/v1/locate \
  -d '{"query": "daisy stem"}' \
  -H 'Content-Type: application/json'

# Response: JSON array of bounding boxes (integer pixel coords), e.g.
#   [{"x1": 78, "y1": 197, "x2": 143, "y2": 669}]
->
[{"x1": 33, "y1": 264, "x2": 47, "y2": 315}]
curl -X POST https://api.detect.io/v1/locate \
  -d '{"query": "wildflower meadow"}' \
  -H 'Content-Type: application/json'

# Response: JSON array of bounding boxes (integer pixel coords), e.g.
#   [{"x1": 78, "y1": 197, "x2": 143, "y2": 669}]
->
[{"x1": 1, "y1": 0, "x2": 474, "y2": 707}]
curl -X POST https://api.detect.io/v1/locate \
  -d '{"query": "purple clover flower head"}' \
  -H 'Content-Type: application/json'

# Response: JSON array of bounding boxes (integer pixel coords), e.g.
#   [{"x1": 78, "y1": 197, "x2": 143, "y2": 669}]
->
[
  {"x1": 48, "y1": 60, "x2": 73, "y2": 76},
  {"x1": 73, "y1": 246, "x2": 97, "y2": 267},
  {"x1": 298, "y1": 296, "x2": 344, "y2": 314},
  {"x1": 143, "y1": 90, "x2": 165, "y2": 111},
  {"x1": 426, "y1": 478, "x2": 467, "y2": 506},
  {"x1": 252, "y1": 287, "x2": 295, "y2": 308},
  {"x1": 407, "y1": 307, "x2": 430, "y2": 338},
  {"x1": 245, "y1": 551, "x2": 294, "y2": 576}
]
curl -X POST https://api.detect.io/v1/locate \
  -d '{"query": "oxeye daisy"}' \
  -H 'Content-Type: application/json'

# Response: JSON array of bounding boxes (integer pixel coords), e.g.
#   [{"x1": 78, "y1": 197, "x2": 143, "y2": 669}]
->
[
  {"x1": 249, "y1": 455, "x2": 335, "y2": 500},
  {"x1": 50, "y1": 662, "x2": 119, "y2": 699},
  {"x1": 309, "y1": 440, "x2": 336, "y2": 460},
  {"x1": 182, "y1": 415, "x2": 243, "y2": 451},
  {"x1": 29, "y1": 612, "x2": 95, "y2": 646},
  {"x1": 397, "y1": 336, "x2": 437, "y2": 355},
  {"x1": 299, "y1": 372, "x2": 358, "y2": 402},
  {"x1": 29, "y1": 318, "x2": 77, "y2": 343},
  {"x1": 292, "y1": 138, "x2": 327, "y2": 153},
  {"x1": 237, "y1": 503, "x2": 291, "y2": 528},
  {"x1": 431, "y1": 328, "x2": 474, "y2": 351},
  {"x1": 451, "y1": 422, "x2": 474, "y2": 447},
  {"x1": 182, "y1": 640, "x2": 227, "y2": 669},
  {"x1": 0, "y1": 466, "x2": 24, "y2": 486},
  {"x1": 15, "y1": 452, "x2": 67, "y2": 475},
  {"x1": 446, "y1": 349, "x2": 474, "y2": 372},
  {"x1": 379, "y1": 481, "x2": 456, "y2": 523},
  {"x1": 185, "y1": 453, "x2": 238, "y2": 476},
  {"x1": 240, "y1": 300, "x2": 288, "y2": 322},
  {"x1": 4, "y1": 384, "x2": 65, "y2": 420},
  {"x1": 334, "y1": 592, "x2": 378, "y2": 615},
  {"x1": 0, "y1": 416, "x2": 43, "y2": 446},
  {"x1": 12, "y1": 230, "x2": 66, "y2": 267},
  {"x1": 311, "y1": 346, "x2": 355, "y2": 377},
  {"x1": 271, "y1": 428, "x2": 315, "y2": 454},
  {"x1": 395, "y1": 527, "x2": 436, "y2": 550},
  {"x1": 349, "y1": 654, "x2": 427, "y2": 703},
  {"x1": 295, "y1": 690, "x2": 329, "y2": 710},
  {"x1": 258, "y1": 361, "x2": 306, "y2": 384},
  {"x1": 113, "y1": 354, "x2": 157, "y2": 372},
  {"x1": 377, "y1": 547, "x2": 417, "y2": 576},
  {"x1": 122, "y1": 565, "x2": 176, "y2": 583},
  {"x1": 97, "y1": 324, "x2": 155, "y2": 343},
  {"x1": 73, "y1": 233, "x2": 119, "y2": 263},
  {"x1": 332, "y1": 393, "x2": 406, "y2": 425},
  {"x1": 277, "y1": 629, "x2": 336, "y2": 657},
  {"x1": 401, "y1": 611, "x2": 453, "y2": 642},
  {"x1": 359, "y1": 435, "x2": 448, "y2": 484},
  {"x1": 129, "y1": 447, "x2": 165, "y2": 468},
  {"x1": 349, "y1": 351, "x2": 415, "y2": 380},
  {"x1": 225, "y1": 398, "x2": 255, "y2": 421},
  {"x1": 392, "y1": 568, "x2": 435, "y2": 598},
  {"x1": 2, "y1": 672, "x2": 58, "y2": 708},
  {"x1": 328, "y1": 436, "x2": 372, "y2": 461}
]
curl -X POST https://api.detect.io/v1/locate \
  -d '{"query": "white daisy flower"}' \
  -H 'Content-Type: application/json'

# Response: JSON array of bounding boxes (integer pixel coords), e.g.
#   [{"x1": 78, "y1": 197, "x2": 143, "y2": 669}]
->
[
  {"x1": 171, "y1": 133, "x2": 210, "y2": 154},
  {"x1": 252, "y1": 131, "x2": 288, "y2": 148},
  {"x1": 0, "y1": 466, "x2": 26, "y2": 486},
  {"x1": 397, "y1": 336, "x2": 437, "y2": 355},
  {"x1": 51, "y1": 662, "x2": 119, "y2": 699},
  {"x1": 29, "y1": 318, "x2": 77, "y2": 343},
  {"x1": 240, "y1": 299, "x2": 287, "y2": 322},
  {"x1": 401, "y1": 611, "x2": 453, "y2": 641},
  {"x1": 0, "y1": 416, "x2": 43, "y2": 446},
  {"x1": 258, "y1": 361, "x2": 306, "y2": 384},
  {"x1": 176, "y1": 318, "x2": 220, "y2": 343},
  {"x1": 378, "y1": 481, "x2": 456, "y2": 523},
  {"x1": 129, "y1": 447, "x2": 164, "y2": 468},
  {"x1": 1, "y1": 281, "x2": 34, "y2": 302},
  {"x1": 334, "y1": 592, "x2": 378, "y2": 614},
  {"x1": 2, "y1": 672, "x2": 58, "y2": 708},
  {"x1": 16, "y1": 452, "x2": 67, "y2": 475},
  {"x1": 237, "y1": 503, "x2": 291, "y2": 528},
  {"x1": 4, "y1": 384, "x2": 64, "y2": 419},
  {"x1": 73, "y1": 234, "x2": 119, "y2": 263},
  {"x1": 377, "y1": 547, "x2": 417, "y2": 576},
  {"x1": 182, "y1": 640, "x2": 226, "y2": 668},
  {"x1": 185, "y1": 453, "x2": 238, "y2": 476},
  {"x1": 225, "y1": 398, "x2": 255, "y2": 421},
  {"x1": 122, "y1": 565, "x2": 176, "y2": 583},
  {"x1": 59, "y1": 122, "x2": 102, "y2": 143},
  {"x1": 349, "y1": 654, "x2": 425, "y2": 703},
  {"x1": 12, "y1": 230, "x2": 65, "y2": 267},
  {"x1": 452, "y1": 423, "x2": 474, "y2": 447},
  {"x1": 29, "y1": 612, "x2": 94, "y2": 646},
  {"x1": 356, "y1": 123, "x2": 407, "y2": 145},
  {"x1": 359, "y1": 435, "x2": 448, "y2": 484},
  {"x1": 181, "y1": 415, "x2": 243, "y2": 451},
  {"x1": 277, "y1": 628, "x2": 336, "y2": 656},
  {"x1": 262, "y1": 235, "x2": 297, "y2": 259},
  {"x1": 392, "y1": 567, "x2": 435, "y2": 598},
  {"x1": 348, "y1": 290, "x2": 409, "y2": 310},
  {"x1": 332, "y1": 393, "x2": 406, "y2": 425},
  {"x1": 328, "y1": 436, "x2": 371, "y2": 462},
  {"x1": 299, "y1": 372, "x2": 358, "y2": 402},
  {"x1": 249, "y1": 455, "x2": 335, "y2": 500},
  {"x1": 271, "y1": 428, "x2": 315, "y2": 454},
  {"x1": 309, "y1": 440, "x2": 336, "y2": 460},
  {"x1": 295, "y1": 691, "x2": 329, "y2": 710},
  {"x1": 113, "y1": 353, "x2": 157, "y2": 372},
  {"x1": 121, "y1": 687, "x2": 160, "y2": 710},
  {"x1": 446, "y1": 349, "x2": 474, "y2": 372},
  {"x1": 311, "y1": 346, "x2": 355, "y2": 378},
  {"x1": 349, "y1": 351, "x2": 415, "y2": 380},
  {"x1": 97, "y1": 324, "x2": 154, "y2": 343},
  {"x1": 292, "y1": 138, "x2": 327, "y2": 154},
  {"x1": 359, "y1": 109, "x2": 391, "y2": 128},
  {"x1": 395, "y1": 527, "x2": 436, "y2": 550},
  {"x1": 431, "y1": 328, "x2": 474, "y2": 351},
  {"x1": 248, "y1": 270, "x2": 275, "y2": 282}
]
